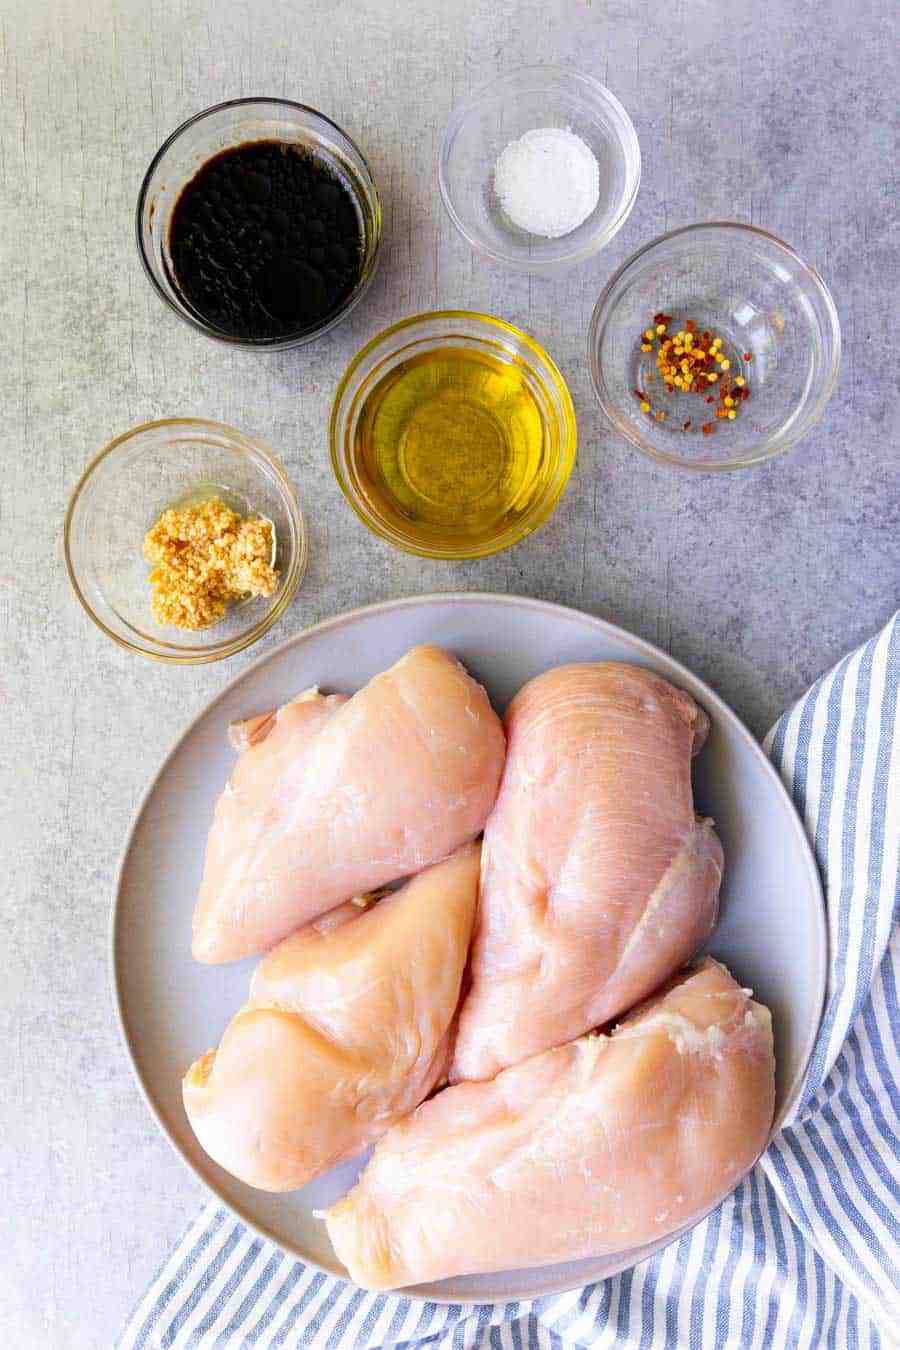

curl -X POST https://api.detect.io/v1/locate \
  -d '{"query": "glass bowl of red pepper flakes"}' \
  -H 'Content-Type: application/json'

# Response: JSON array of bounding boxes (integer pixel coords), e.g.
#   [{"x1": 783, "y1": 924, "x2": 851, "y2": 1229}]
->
[{"x1": 588, "y1": 223, "x2": 841, "y2": 470}]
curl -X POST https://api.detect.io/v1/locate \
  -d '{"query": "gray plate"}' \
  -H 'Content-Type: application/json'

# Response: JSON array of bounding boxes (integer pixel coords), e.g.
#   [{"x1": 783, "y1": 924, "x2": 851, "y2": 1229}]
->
[{"x1": 112, "y1": 593, "x2": 827, "y2": 1302}]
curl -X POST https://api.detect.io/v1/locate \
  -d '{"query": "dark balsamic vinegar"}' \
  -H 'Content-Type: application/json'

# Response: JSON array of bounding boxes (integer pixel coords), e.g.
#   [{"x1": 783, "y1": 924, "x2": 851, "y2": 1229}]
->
[{"x1": 168, "y1": 140, "x2": 364, "y2": 340}]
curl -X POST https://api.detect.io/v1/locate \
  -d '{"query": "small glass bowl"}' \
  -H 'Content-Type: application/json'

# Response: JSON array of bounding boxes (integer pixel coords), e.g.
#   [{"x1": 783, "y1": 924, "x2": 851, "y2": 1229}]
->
[
  {"x1": 589, "y1": 222, "x2": 841, "y2": 470},
  {"x1": 64, "y1": 419, "x2": 307, "y2": 662},
  {"x1": 439, "y1": 66, "x2": 640, "y2": 273},
  {"x1": 136, "y1": 98, "x2": 382, "y2": 349},
  {"x1": 330, "y1": 310, "x2": 577, "y2": 559}
]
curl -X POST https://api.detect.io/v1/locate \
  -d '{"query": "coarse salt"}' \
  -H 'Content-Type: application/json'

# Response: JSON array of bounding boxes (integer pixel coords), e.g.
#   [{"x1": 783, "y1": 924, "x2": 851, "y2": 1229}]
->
[{"x1": 493, "y1": 126, "x2": 600, "y2": 239}]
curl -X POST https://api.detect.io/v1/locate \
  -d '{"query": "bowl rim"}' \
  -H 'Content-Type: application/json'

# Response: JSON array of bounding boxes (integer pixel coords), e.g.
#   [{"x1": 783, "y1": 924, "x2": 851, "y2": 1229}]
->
[
  {"x1": 135, "y1": 96, "x2": 383, "y2": 350},
  {"x1": 438, "y1": 63, "x2": 641, "y2": 273},
  {"x1": 63, "y1": 416, "x2": 308, "y2": 663},
  {"x1": 587, "y1": 219, "x2": 843, "y2": 471},
  {"x1": 329, "y1": 308, "x2": 578, "y2": 559}
]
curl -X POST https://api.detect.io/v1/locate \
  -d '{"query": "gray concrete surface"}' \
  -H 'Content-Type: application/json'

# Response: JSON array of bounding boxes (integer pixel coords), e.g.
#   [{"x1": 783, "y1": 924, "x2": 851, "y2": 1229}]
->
[{"x1": 1, "y1": 0, "x2": 897, "y2": 1344}]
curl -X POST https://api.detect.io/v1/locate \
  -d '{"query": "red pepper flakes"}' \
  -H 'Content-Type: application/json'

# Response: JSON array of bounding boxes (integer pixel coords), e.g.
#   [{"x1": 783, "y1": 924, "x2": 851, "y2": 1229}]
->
[{"x1": 635, "y1": 313, "x2": 752, "y2": 426}]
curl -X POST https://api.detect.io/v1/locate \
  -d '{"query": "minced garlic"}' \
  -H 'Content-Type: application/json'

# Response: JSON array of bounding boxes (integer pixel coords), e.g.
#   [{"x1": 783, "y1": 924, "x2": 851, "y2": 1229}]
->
[{"x1": 143, "y1": 495, "x2": 279, "y2": 630}]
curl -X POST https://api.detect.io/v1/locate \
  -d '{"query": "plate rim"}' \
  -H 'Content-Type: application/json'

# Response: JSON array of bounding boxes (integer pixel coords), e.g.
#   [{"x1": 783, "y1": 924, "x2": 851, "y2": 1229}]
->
[{"x1": 110, "y1": 591, "x2": 827, "y2": 1301}]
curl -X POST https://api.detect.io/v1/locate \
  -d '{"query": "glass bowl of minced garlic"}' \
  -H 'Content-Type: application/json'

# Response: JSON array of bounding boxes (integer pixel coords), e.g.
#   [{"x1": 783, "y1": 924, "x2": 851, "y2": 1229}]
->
[{"x1": 65, "y1": 419, "x2": 307, "y2": 662}]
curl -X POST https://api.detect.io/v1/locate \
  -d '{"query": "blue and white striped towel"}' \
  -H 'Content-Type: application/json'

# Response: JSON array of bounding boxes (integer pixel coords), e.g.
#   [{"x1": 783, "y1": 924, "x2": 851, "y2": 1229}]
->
[{"x1": 120, "y1": 613, "x2": 900, "y2": 1350}]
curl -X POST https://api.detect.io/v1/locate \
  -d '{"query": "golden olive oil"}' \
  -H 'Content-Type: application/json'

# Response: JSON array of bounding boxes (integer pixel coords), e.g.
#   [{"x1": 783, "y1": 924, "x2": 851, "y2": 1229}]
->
[{"x1": 351, "y1": 347, "x2": 552, "y2": 550}]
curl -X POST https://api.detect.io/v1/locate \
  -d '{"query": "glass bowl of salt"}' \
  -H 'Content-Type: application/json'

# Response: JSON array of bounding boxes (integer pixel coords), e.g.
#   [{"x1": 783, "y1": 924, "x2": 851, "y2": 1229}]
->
[{"x1": 439, "y1": 65, "x2": 640, "y2": 273}]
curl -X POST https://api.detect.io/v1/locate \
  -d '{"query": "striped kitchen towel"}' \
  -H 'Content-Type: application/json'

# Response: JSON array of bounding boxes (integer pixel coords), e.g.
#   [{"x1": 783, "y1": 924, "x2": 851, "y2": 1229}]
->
[{"x1": 120, "y1": 613, "x2": 899, "y2": 1350}]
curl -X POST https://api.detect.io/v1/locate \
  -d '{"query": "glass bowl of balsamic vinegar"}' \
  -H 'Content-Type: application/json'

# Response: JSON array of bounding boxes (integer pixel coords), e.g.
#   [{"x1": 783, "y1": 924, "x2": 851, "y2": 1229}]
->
[{"x1": 137, "y1": 98, "x2": 382, "y2": 349}]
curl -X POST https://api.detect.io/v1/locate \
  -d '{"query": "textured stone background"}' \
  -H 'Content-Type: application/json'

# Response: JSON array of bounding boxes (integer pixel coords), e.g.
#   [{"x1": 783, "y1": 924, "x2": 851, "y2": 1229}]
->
[{"x1": 1, "y1": 0, "x2": 897, "y2": 1344}]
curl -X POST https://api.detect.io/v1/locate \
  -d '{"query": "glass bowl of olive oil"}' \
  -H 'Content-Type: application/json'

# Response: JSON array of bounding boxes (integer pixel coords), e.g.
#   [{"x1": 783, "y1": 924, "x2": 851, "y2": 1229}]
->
[{"x1": 330, "y1": 311, "x2": 577, "y2": 559}]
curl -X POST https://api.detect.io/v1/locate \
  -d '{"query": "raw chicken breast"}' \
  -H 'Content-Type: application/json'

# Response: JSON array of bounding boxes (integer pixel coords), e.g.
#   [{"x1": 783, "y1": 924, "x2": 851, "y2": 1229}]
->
[
  {"x1": 450, "y1": 662, "x2": 722, "y2": 1082},
  {"x1": 192, "y1": 645, "x2": 505, "y2": 963},
  {"x1": 325, "y1": 958, "x2": 775, "y2": 1289},
  {"x1": 184, "y1": 843, "x2": 480, "y2": 1191}
]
